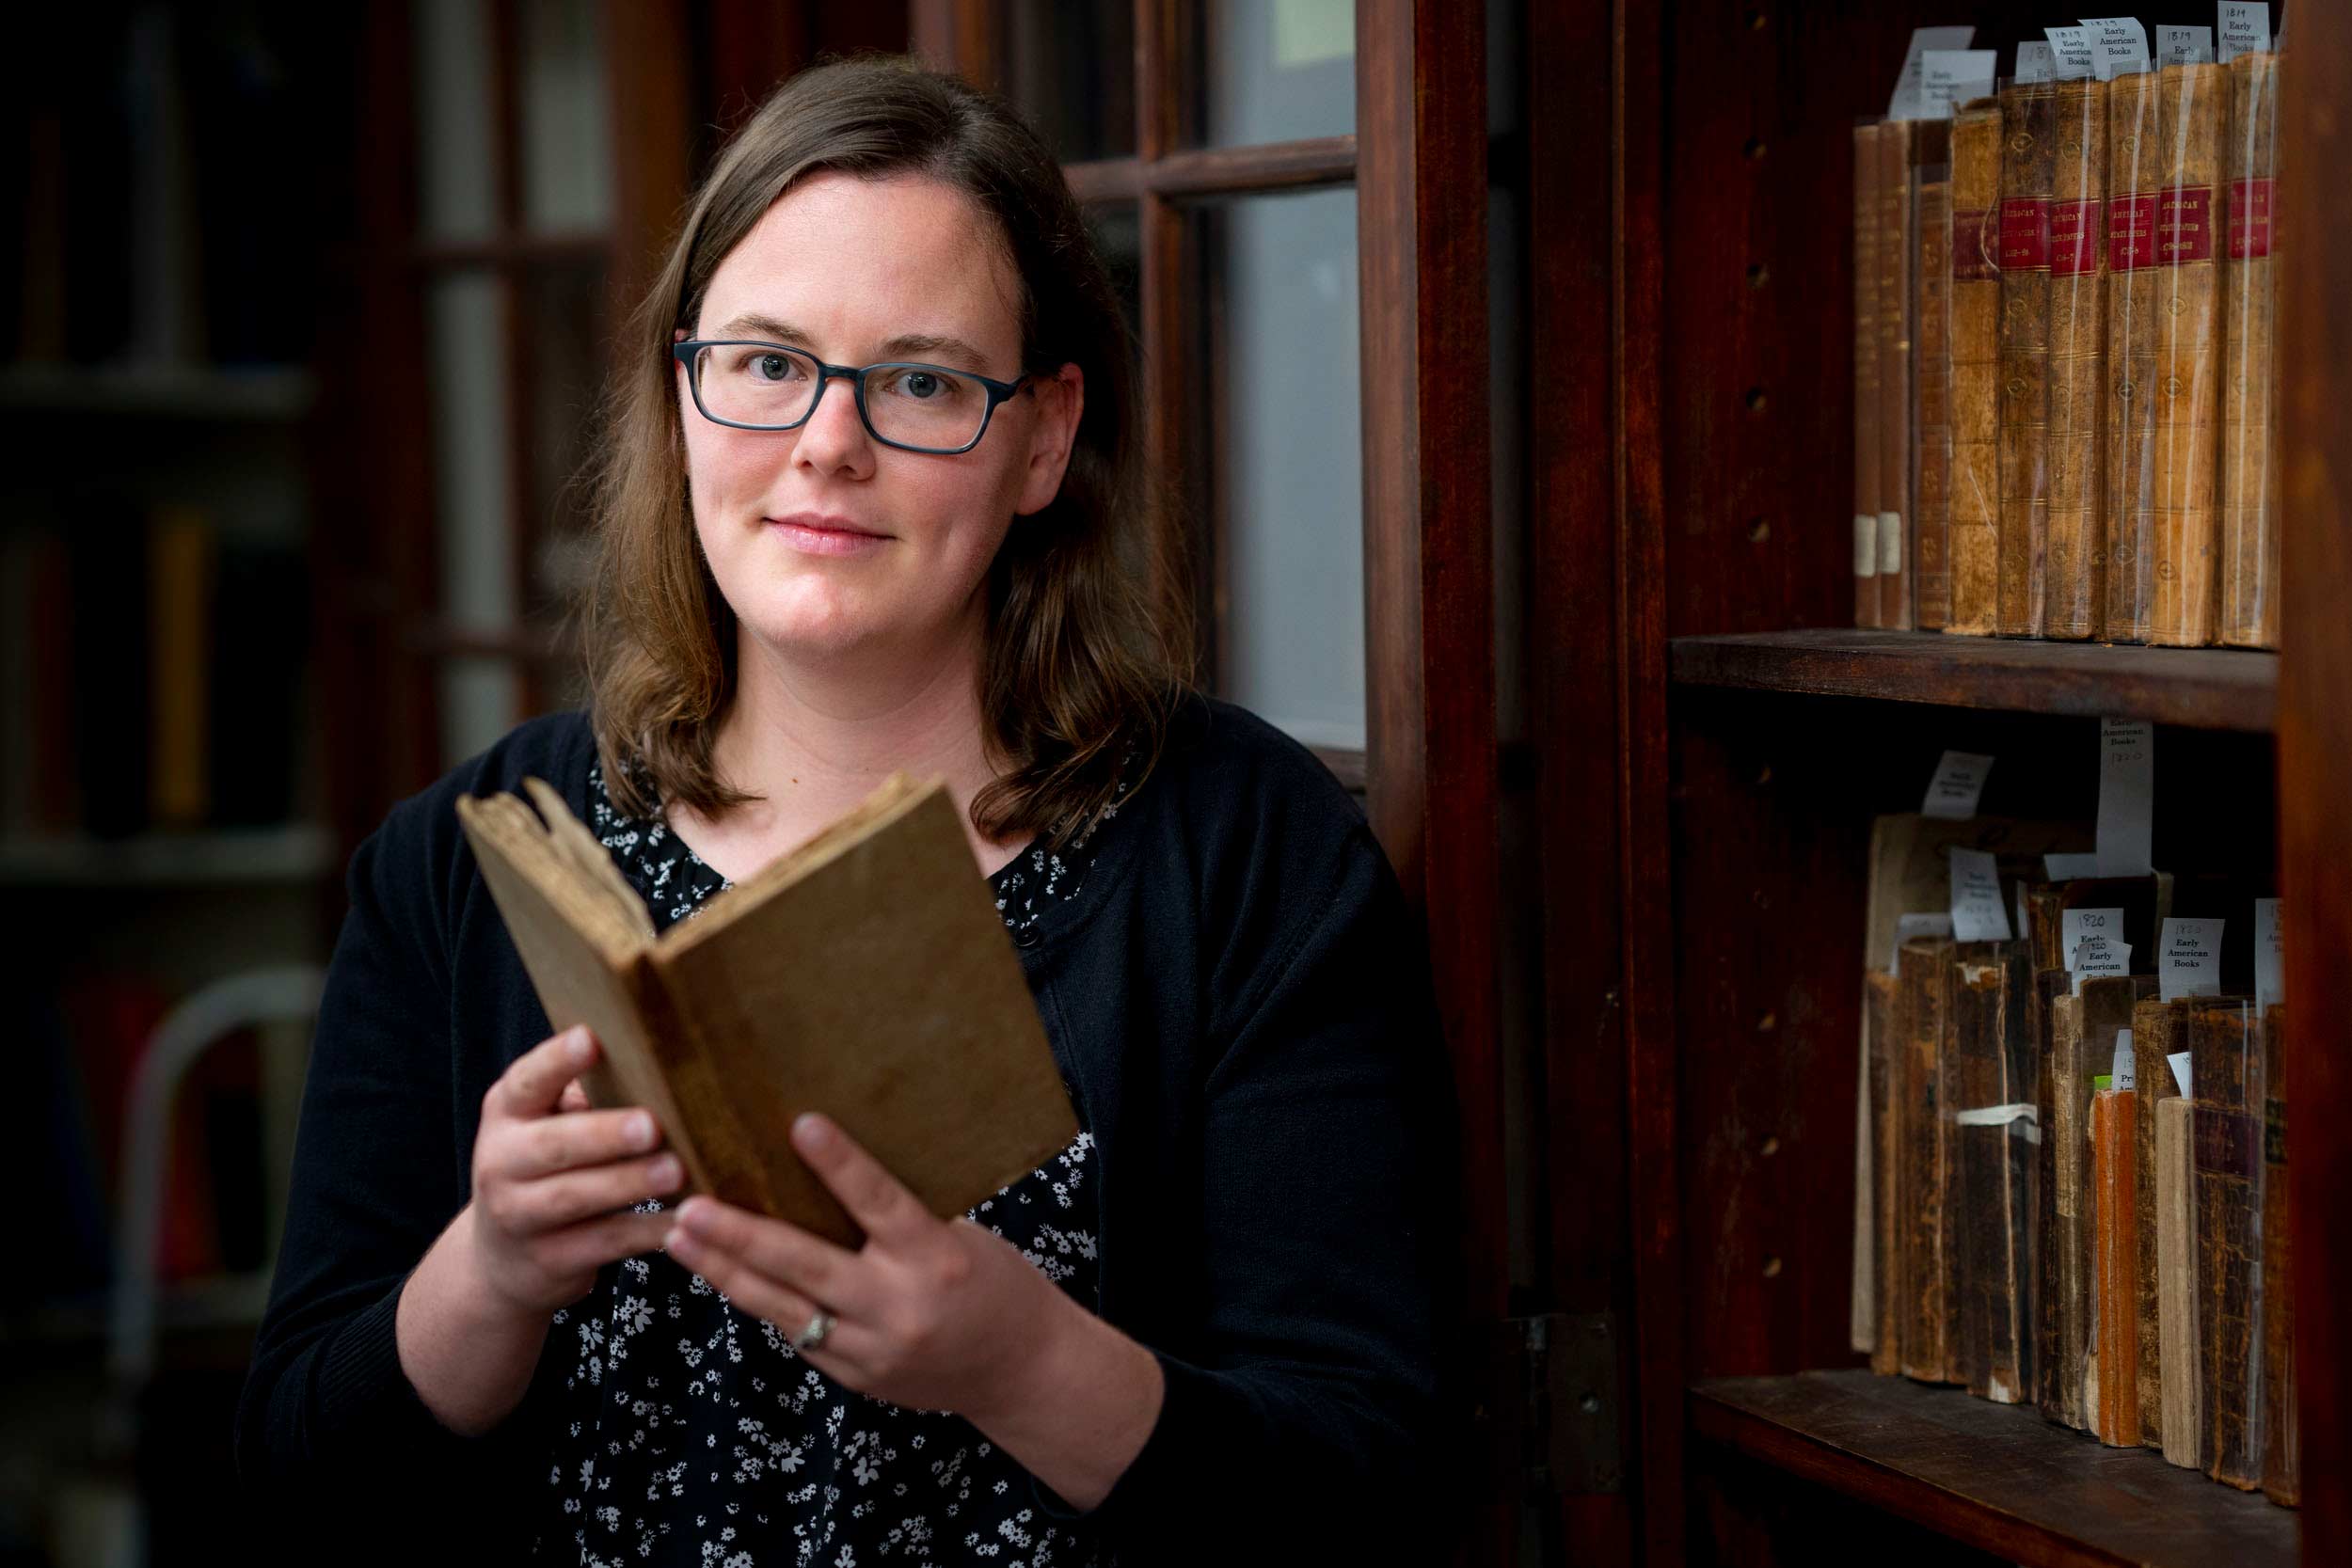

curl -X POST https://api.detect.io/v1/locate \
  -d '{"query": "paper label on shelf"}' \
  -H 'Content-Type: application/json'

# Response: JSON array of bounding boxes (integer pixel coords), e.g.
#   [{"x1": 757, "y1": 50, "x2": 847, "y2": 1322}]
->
[
  {"x1": 2112, "y1": 1029, "x2": 2137, "y2": 1092},
  {"x1": 1855, "y1": 515, "x2": 1879, "y2": 577},
  {"x1": 2063, "y1": 908, "x2": 2126, "y2": 969},
  {"x1": 2070, "y1": 936, "x2": 2130, "y2": 994},
  {"x1": 1921, "y1": 50, "x2": 1997, "y2": 118},
  {"x1": 2081, "y1": 17, "x2": 2151, "y2": 80},
  {"x1": 1921, "y1": 751, "x2": 1994, "y2": 820},
  {"x1": 2046, "y1": 24, "x2": 2097, "y2": 80},
  {"x1": 1879, "y1": 512, "x2": 1902, "y2": 573},
  {"x1": 1888, "y1": 25, "x2": 1979, "y2": 119},
  {"x1": 2217, "y1": 3, "x2": 2270, "y2": 64},
  {"x1": 2045, "y1": 851, "x2": 2101, "y2": 880},
  {"x1": 2254, "y1": 897, "x2": 2282, "y2": 1011},
  {"x1": 2015, "y1": 41, "x2": 2058, "y2": 83},
  {"x1": 2158, "y1": 917, "x2": 2225, "y2": 1002},
  {"x1": 1952, "y1": 1101, "x2": 2041, "y2": 1148},
  {"x1": 2094, "y1": 719, "x2": 2154, "y2": 877},
  {"x1": 1949, "y1": 847, "x2": 2012, "y2": 942},
  {"x1": 1892, "y1": 911, "x2": 1955, "y2": 969},
  {"x1": 2157, "y1": 25, "x2": 2214, "y2": 65},
  {"x1": 2169, "y1": 1051, "x2": 2194, "y2": 1097}
]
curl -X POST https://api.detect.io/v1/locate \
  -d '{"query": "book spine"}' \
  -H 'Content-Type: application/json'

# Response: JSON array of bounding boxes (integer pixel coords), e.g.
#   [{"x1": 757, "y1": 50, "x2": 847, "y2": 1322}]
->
[
  {"x1": 1855, "y1": 124, "x2": 1884, "y2": 627},
  {"x1": 1995, "y1": 84, "x2": 2057, "y2": 638},
  {"x1": 2157, "y1": 1095, "x2": 2204, "y2": 1468},
  {"x1": 1867, "y1": 969, "x2": 1902, "y2": 1375},
  {"x1": 2105, "y1": 71, "x2": 2164, "y2": 642},
  {"x1": 1947, "y1": 101, "x2": 2004, "y2": 636},
  {"x1": 2258, "y1": 1003, "x2": 2296, "y2": 1504},
  {"x1": 1879, "y1": 121, "x2": 1915, "y2": 629},
  {"x1": 2148, "y1": 63, "x2": 2225, "y2": 647},
  {"x1": 1914, "y1": 123, "x2": 1954, "y2": 630},
  {"x1": 2043, "y1": 992, "x2": 2090, "y2": 1427},
  {"x1": 2221, "y1": 52, "x2": 2281, "y2": 649},
  {"x1": 2092, "y1": 1087, "x2": 2140, "y2": 1445},
  {"x1": 2045, "y1": 80, "x2": 2107, "y2": 641},
  {"x1": 2190, "y1": 998, "x2": 2263, "y2": 1488},
  {"x1": 2130, "y1": 998, "x2": 2183, "y2": 1447},
  {"x1": 1951, "y1": 948, "x2": 2029, "y2": 1402},
  {"x1": 1896, "y1": 936, "x2": 1953, "y2": 1382}
]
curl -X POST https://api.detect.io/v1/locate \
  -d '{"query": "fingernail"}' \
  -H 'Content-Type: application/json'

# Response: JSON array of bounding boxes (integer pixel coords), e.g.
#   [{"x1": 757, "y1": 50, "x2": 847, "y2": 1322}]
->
[
  {"x1": 626, "y1": 1112, "x2": 655, "y2": 1148},
  {"x1": 648, "y1": 1155, "x2": 680, "y2": 1186},
  {"x1": 792, "y1": 1113, "x2": 832, "y2": 1151},
  {"x1": 567, "y1": 1029, "x2": 593, "y2": 1062}
]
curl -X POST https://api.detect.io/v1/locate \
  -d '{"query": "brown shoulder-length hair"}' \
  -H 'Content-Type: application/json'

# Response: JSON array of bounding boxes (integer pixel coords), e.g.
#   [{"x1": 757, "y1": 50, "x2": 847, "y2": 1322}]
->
[{"x1": 577, "y1": 55, "x2": 1191, "y2": 852}]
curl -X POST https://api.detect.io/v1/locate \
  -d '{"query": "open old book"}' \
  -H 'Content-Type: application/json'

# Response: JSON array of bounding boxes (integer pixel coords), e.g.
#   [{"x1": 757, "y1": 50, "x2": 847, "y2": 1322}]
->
[{"x1": 453, "y1": 773, "x2": 1076, "y2": 1247}]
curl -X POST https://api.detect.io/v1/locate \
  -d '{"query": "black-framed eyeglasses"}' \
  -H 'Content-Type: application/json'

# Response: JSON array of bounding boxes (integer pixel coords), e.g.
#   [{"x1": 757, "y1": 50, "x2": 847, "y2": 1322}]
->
[{"x1": 671, "y1": 340, "x2": 1033, "y2": 455}]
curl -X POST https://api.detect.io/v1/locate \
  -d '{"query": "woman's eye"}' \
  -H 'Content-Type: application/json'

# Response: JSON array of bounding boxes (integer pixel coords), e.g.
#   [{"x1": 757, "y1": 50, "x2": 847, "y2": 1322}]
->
[
  {"x1": 752, "y1": 353, "x2": 794, "y2": 384},
  {"x1": 898, "y1": 371, "x2": 944, "y2": 400}
]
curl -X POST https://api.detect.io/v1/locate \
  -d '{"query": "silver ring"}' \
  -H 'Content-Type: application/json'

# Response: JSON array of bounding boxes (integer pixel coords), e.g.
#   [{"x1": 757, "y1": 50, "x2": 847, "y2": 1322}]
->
[{"x1": 789, "y1": 1310, "x2": 834, "y2": 1354}]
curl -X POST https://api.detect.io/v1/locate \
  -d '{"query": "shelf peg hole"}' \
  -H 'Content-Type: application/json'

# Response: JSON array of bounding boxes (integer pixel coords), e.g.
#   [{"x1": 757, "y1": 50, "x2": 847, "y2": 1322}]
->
[
  {"x1": 1747, "y1": 516, "x2": 1771, "y2": 543},
  {"x1": 1743, "y1": 136, "x2": 1768, "y2": 161},
  {"x1": 1760, "y1": 1135, "x2": 1781, "y2": 1158},
  {"x1": 1745, "y1": 8, "x2": 1768, "y2": 29},
  {"x1": 1745, "y1": 386, "x2": 1769, "y2": 412},
  {"x1": 1762, "y1": 1256, "x2": 1783, "y2": 1278},
  {"x1": 1756, "y1": 1010, "x2": 1776, "y2": 1033},
  {"x1": 1746, "y1": 262, "x2": 1769, "y2": 289}
]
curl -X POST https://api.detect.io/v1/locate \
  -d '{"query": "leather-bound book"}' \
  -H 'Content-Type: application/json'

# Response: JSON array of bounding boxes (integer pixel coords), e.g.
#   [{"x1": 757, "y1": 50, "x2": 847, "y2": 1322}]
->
[
  {"x1": 1879, "y1": 120, "x2": 1916, "y2": 628},
  {"x1": 2031, "y1": 964, "x2": 2071, "y2": 1411},
  {"x1": 1947, "y1": 98, "x2": 2004, "y2": 635},
  {"x1": 2108, "y1": 64, "x2": 2226, "y2": 644},
  {"x1": 2221, "y1": 51, "x2": 2281, "y2": 649},
  {"x1": 2259, "y1": 1003, "x2": 2296, "y2": 1504},
  {"x1": 1995, "y1": 82, "x2": 2057, "y2": 638},
  {"x1": 2091, "y1": 1086, "x2": 2140, "y2": 1445},
  {"x1": 1913, "y1": 120, "x2": 1954, "y2": 630},
  {"x1": 2157, "y1": 1096, "x2": 2203, "y2": 1468},
  {"x1": 1855, "y1": 122, "x2": 1885, "y2": 627},
  {"x1": 2043, "y1": 991, "x2": 2091, "y2": 1428},
  {"x1": 2044, "y1": 79, "x2": 2107, "y2": 640},
  {"x1": 1951, "y1": 946, "x2": 2030, "y2": 1402},
  {"x1": 2190, "y1": 997, "x2": 2264, "y2": 1488},
  {"x1": 2130, "y1": 997, "x2": 2192, "y2": 1446},
  {"x1": 1867, "y1": 969, "x2": 1901, "y2": 1375},
  {"x1": 1895, "y1": 934, "x2": 1955, "y2": 1383},
  {"x1": 453, "y1": 774, "x2": 1079, "y2": 1250}
]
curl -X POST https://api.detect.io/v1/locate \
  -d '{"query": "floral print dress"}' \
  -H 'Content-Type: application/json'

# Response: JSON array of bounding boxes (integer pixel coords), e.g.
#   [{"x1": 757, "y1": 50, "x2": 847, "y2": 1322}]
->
[{"x1": 528, "y1": 758, "x2": 1131, "y2": 1567}]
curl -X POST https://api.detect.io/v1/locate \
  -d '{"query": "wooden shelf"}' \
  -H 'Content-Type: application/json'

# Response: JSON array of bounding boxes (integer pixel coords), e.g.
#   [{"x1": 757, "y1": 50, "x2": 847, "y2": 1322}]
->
[
  {"x1": 0, "y1": 823, "x2": 336, "y2": 887},
  {"x1": 0, "y1": 363, "x2": 316, "y2": 421},
  {"x1": 1668, "y1": 629, "x2": 2280, "y2": 733},
  {"x1": 1690, "y1": 1370, "x2": 2296, "y2": 1568}
]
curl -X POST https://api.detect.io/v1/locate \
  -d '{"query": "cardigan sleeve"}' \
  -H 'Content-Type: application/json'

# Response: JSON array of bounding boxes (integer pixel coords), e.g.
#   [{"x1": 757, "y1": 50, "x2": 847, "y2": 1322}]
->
[
  {"x1": 1039, "y1": 816, "x2": 1466, "y2": 1559},
  {"x1": 232, "y1": 788, "x2": 550, "y2": 1513}
]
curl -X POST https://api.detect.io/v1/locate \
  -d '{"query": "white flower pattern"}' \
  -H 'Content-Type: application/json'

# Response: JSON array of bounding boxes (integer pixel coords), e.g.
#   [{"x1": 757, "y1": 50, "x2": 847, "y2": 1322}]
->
[{"x1": 526, "y1": 756, "x2": 1132, "y2": 1565}]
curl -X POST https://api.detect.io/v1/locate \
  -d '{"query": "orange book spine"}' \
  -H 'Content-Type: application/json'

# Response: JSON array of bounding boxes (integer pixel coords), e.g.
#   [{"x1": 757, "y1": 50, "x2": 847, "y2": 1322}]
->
[{"x1": 2093, "y1": 1087, "x2": 2140, "y2": 1445}]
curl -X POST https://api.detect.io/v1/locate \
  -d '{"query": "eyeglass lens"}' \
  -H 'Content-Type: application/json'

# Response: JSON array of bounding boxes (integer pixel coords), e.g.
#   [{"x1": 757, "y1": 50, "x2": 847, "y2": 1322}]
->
[{"x1": 691, "y1": 343, "x2": 991, "y2": 450}]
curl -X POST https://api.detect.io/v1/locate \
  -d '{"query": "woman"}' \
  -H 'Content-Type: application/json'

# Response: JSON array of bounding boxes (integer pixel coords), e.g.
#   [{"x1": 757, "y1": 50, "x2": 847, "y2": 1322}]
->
[{"x1": 237, "y1": 57, "x2": 1457, "y2": 1565}]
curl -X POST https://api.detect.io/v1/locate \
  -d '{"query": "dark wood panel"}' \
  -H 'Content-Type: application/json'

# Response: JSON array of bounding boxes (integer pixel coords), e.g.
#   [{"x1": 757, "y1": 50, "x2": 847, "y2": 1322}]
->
[
  {"x1": 2277, "y1": 3, "x2": 2352, "y2": 1563},
  {"x1": 1691, "y1": 1371, "x2": 2299, "y2": 1568},
  {"x1": 1062, "y1": 135, "x2": 1357, "y2": 203},
  {"x1": 1669, "y1": 630, "x2": 2280, "y2": 733}
]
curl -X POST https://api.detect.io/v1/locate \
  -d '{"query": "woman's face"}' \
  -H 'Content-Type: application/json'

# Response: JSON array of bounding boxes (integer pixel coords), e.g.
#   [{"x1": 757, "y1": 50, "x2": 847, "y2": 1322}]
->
[{"x1": 679, "y1": 171, "x2": 1082, "y2": 667}]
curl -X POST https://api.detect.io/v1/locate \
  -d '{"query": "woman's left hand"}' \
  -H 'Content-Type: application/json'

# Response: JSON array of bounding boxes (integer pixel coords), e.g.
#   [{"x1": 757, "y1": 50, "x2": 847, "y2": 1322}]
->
[{"x1": 660, "y1": 1111, "x2": 1073, "y2": 1423}]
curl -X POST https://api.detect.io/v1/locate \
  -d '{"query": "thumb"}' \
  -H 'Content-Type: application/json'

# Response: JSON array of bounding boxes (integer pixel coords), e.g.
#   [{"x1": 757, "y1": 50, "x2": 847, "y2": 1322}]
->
[{"x1": 557, "y1": 1080, "x2": 592, "y2": 1113}]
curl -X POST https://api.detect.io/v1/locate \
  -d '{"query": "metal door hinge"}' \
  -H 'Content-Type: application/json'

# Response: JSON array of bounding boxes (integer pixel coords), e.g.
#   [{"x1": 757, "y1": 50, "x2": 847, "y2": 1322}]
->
[{"x1": 1481, "y1": 1310, "x2": 1623, "y2": 1497}]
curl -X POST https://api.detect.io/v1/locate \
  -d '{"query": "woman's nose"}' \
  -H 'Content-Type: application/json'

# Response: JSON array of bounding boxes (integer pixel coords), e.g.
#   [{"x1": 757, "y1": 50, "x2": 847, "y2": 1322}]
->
[{"x1": 793, "y1": 374, "x2": 874, "y2": 472}]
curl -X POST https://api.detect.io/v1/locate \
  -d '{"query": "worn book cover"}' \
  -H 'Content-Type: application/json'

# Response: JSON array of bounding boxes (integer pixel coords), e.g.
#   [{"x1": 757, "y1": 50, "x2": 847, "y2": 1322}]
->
[
  {"x1": 2190, "y1": 997, "x2": 2264, "y2": 1488},
  {"x1": 2045, "y1": 79, "x2": 2107, "y2": 640},
  {"x1": 1947, "y1": 97, "x2": 2004, "y2": 635},
  {"x1": 453, "y1": 773, "x2": 1079, "y2": 1249},
  {"x1": 1855, "y1": 122, "x2": 1885, "y2": 627},
  {"x1": 1995, "y1": 82, "x2": 2057, "y2": 638},
  {"x1": 1879, "y1": 119, "x2": 1916, "y2": 628},
  {"x1": 2091, "y1": 1086, "x2": 2140, "y2": 1445},
  {"x1": 2044, "y1": 974, "x2": 2153, "y2": 1430},
  {"x1": 2157, "y1": 1095, "x2": 2203, "y2": 1469},
  {"x1": 2130, "y1": 997, "x2": 2192, "y2": 1447},
  {"x1": 1867, "y1": 969, "x2": 1901, "y2": 1375},
  {"x1": 1950, "y1": 945, "x2": 2031, "y2": 1402},
  {"x1": 2221, "y1": 51, "x2": 2281, "y2": 649},
  {"x1": 1912, "y1": 120, "x2": 1955, "y2": 630},
  {"x1": 1896, "y1": 934, "x2": 1956, "y2": 1384},
  {"x1": 2258, "y1": 1002, "x2": 2296, "y2": 1505}
]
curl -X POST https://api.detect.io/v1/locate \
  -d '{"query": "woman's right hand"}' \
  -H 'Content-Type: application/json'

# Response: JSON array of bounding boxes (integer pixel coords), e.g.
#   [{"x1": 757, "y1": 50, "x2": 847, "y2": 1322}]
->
[{"x1": 462, "y1": 1024, "x2": 684, "y2": 1317}]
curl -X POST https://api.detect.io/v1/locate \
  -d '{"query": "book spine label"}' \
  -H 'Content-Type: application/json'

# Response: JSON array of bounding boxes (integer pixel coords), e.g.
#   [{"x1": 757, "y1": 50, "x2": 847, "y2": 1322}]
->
[
  {"x1": 2226, "y1": 176, "x2": 2275, "y2": 258},
  {"x1": 2049, "y1": 199, "x2": 2101, "y2": 275},
  {"x1": 1952, "y1": 208, "x2": 2000, "y2": 281}
]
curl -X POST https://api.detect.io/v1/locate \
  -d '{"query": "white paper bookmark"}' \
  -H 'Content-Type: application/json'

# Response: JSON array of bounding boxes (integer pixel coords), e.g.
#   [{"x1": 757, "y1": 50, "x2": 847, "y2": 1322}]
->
[
  {"x1": 2157, "y1": 917, "x2": 2225, "y2": 1003},
  {"x1": 2094, "y1": 719, "x2": 2154, "y2": 878}
]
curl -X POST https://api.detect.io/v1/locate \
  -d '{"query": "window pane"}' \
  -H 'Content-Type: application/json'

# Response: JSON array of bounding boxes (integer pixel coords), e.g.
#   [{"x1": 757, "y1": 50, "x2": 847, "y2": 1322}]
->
[
  {"x1": 999, "y1": 5, "x2": 1135, "y2": 163},
  {"x1": 519, "y1": 0, "x2": 612, "y2": 232},
  {"x1": 518, "y1": 261, "x2": 607, "y2": 622},
  {"x1": 1195, "y1": 188, "x2": 1362, "y2": 750},
  {"x1": 1086, "y1": 202, "x2": 1141, "y2": 347},
  {"x1": 414, "y1": 0, "x2": 496, "y2": 242},
  {"x1": 425, "y1": 275, "x2": 518, "y2": 761},
  {"x1": 1194, "y1": 0, "x2": 1356, "y2": 150}
]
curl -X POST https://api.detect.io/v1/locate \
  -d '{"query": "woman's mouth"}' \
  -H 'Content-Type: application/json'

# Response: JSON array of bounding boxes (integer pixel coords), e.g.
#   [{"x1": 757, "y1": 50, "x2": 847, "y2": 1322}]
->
[{"x1": 768, "y1": 513, "x2": 889, "y2": 557}]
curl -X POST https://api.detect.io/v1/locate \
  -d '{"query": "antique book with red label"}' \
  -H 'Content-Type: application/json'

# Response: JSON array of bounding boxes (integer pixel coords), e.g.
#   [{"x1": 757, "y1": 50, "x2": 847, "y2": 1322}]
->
[
  {"x1": 2045, "y1": 79, "x2": 2107, "y2": 640},
  {"x1": 1912, "y1": 121, "x2": 1955, "y2": 630},
  {"x1": 1879, "y1": 120, "x2": 1916, "y2": 628},
  {"x1": 1947, "y1": 98, "x2": 2004, "y2": 635},
  {"x1": 2221, "y1": 51, "x2": 2281, "y2": 649},
  {"x1": 1855, "y1": 122, "x2": 1885, "y2": 627},
  {"x1": 1995, "y1": 83, "x2": 2056, "y2": 637},
  {"x1": 2106, "y1": 64, "x2": 2225, "y2": 645}
]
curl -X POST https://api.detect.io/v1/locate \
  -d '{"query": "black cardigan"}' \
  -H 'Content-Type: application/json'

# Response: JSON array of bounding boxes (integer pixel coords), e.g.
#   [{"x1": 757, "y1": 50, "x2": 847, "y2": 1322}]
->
[{"x1": 234, "y1": 694, "x2": 1463, "y2": 1562}]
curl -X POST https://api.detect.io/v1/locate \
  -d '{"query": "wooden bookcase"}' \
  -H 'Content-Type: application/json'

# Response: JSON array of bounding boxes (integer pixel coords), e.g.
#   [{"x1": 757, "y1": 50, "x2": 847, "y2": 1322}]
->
[{"x1": 1525, "y1": 3, "x2": 2344, "y2": 1566}]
